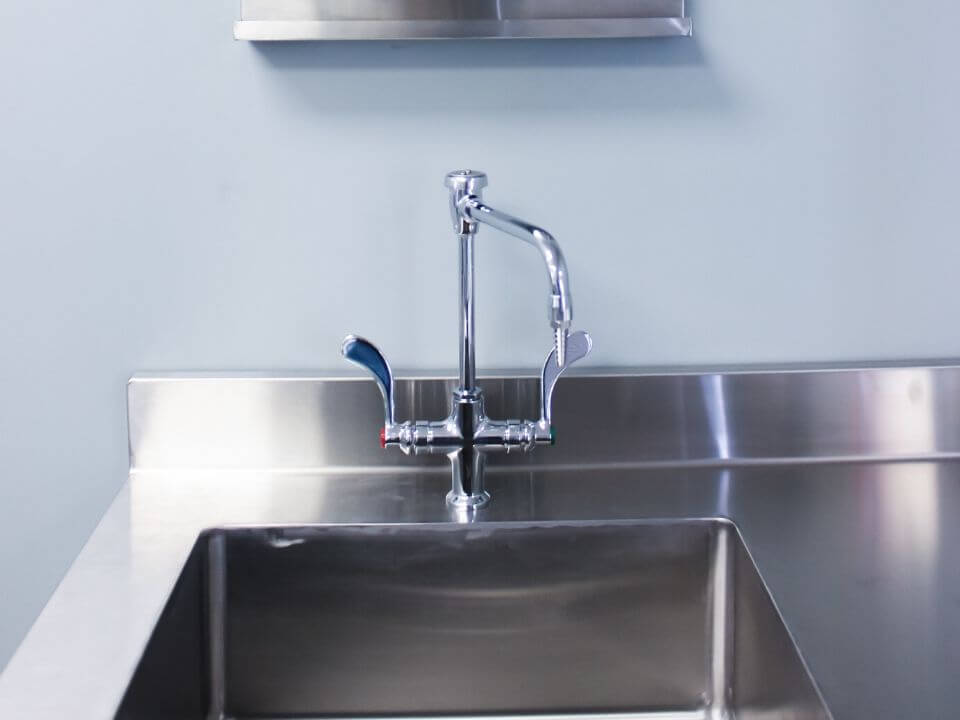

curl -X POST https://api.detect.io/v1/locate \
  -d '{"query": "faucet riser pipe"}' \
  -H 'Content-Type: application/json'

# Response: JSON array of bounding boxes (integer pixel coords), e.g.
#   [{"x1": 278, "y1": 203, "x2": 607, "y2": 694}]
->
[{"x1": 458, "y1": 232, "x2": 476, "y2": 393}]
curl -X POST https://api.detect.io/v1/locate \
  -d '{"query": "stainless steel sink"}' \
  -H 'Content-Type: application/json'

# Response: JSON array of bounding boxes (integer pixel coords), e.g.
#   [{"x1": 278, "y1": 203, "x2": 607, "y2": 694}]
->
[{"x1": 115, "y1": 520, "x2": 830, "y2": 720}]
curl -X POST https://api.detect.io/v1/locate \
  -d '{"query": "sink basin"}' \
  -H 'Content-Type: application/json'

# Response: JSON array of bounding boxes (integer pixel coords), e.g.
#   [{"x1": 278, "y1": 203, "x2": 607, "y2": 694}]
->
[{"x1": 115, "y1": 519, "x2": 830, "y2": 719}]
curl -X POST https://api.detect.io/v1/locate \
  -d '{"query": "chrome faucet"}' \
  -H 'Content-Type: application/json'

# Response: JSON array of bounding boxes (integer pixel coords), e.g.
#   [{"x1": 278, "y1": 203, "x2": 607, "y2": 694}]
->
[{"x1": 342, "y1": 170, "x2": 592, "y2": 511}]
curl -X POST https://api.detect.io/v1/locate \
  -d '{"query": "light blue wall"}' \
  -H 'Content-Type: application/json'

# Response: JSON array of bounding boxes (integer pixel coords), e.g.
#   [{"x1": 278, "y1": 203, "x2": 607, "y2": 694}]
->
[{"x1": 2, "y1": 0, "x2": 959, "y2": 667}]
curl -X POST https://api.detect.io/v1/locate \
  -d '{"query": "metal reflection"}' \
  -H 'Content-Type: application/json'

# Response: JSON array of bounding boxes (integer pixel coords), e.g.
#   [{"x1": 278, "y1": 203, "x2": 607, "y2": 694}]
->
[
  {"x1": 700, "y1": 374, "x2": 732, "y2": 461},
  {"x1": 870, "y1": 370, "x2": 939, "y2": 560}
]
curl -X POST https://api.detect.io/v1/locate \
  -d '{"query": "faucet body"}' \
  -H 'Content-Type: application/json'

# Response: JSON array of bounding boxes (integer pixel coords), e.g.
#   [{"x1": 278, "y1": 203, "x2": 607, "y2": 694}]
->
[{"x1": 343, "y1": 170, "x2": 591, "y2": 513}]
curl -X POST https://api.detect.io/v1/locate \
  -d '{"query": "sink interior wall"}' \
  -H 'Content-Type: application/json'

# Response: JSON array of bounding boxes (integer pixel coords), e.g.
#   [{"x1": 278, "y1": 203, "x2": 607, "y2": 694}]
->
[
  {"x1": 730, "y1": 536, "x2": 826, "y2": 719},
  {"x1": 223, "y1": 523, "x2": 713, "y2": 717},
  {"x1": 115, "y1": 540, "x2": 207, "y2": 720}
]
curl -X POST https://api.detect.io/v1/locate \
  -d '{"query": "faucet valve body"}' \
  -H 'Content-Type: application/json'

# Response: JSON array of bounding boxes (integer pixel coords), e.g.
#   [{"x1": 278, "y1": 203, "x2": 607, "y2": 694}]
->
[{"x1": 343, "y1": 171, "x2": 591, "y2": 512}]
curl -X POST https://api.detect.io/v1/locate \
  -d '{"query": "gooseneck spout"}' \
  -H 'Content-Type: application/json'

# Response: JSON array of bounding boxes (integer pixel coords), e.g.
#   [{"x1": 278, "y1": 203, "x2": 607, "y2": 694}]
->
[{"x1": 460, "y1": 198, "x2": 573, "y2": 366}]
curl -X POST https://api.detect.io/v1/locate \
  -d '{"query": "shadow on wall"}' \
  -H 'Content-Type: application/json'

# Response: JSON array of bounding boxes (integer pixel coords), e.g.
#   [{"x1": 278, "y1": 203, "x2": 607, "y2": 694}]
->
[
  {"x1": 255, "y1": 35, "x2": 706, "y2": 71},
  {"x1": 245, "y1": 1, "x2": 732, "y2": 115}
]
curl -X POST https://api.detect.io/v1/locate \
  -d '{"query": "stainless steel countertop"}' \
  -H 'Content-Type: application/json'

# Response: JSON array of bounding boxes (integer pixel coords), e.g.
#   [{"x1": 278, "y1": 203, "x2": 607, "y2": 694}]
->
[
  {"x1": 0, "y1": 461, "x2": 956, "y2": 719},
  {"x1": 4, "y1": 366, "x2": 960, "y2": 718}
]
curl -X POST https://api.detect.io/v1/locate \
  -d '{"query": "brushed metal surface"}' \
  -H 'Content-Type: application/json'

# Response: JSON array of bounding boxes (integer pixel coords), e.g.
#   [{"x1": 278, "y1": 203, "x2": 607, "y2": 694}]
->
[
  {"x1": 114, "y1": 520, "x2": 829, "y2": 719},
  {"x1": 234, "y1": 0, "x2": 692, "y2": 40},
  {"x1": 5, "y1": 365, "x2": 960, "y2": 719},
  {"x1": 128, "y1": 365, "x2": 960, "y2": 472},
  {"x1": 3, "y1": 462, "x2": 960, "y2": 719}
]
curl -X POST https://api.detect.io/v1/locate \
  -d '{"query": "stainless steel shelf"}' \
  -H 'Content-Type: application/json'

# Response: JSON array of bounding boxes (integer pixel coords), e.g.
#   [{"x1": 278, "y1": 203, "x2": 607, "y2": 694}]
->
[{"x1": 234, "y1": 0, "x2": 692, "y2": 41}]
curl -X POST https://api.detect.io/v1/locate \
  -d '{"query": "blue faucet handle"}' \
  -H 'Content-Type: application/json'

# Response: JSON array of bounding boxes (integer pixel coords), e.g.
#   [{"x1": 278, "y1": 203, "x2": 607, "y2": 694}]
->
[
  {"x1": 540, "y1": 330, "x2": 592, "y2": 425},
  {"x1": 341, "y1": 335, "x2": 395, "y2": 426}
]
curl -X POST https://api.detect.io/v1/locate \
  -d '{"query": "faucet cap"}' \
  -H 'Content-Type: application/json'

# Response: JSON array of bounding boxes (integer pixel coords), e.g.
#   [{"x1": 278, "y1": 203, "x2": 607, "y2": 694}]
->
[{"x1": 444, "y1": 169, "x2": 488, "y2": 197}]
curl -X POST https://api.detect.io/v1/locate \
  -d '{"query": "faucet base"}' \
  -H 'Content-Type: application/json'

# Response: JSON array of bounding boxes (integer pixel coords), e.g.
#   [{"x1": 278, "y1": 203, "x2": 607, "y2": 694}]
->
[
  {"x1": 447, "y1": 442, "x2": 488, "y2": 514},
  {"x1": 445, "y1": 488, "x2": 490, "y2": 509}
]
